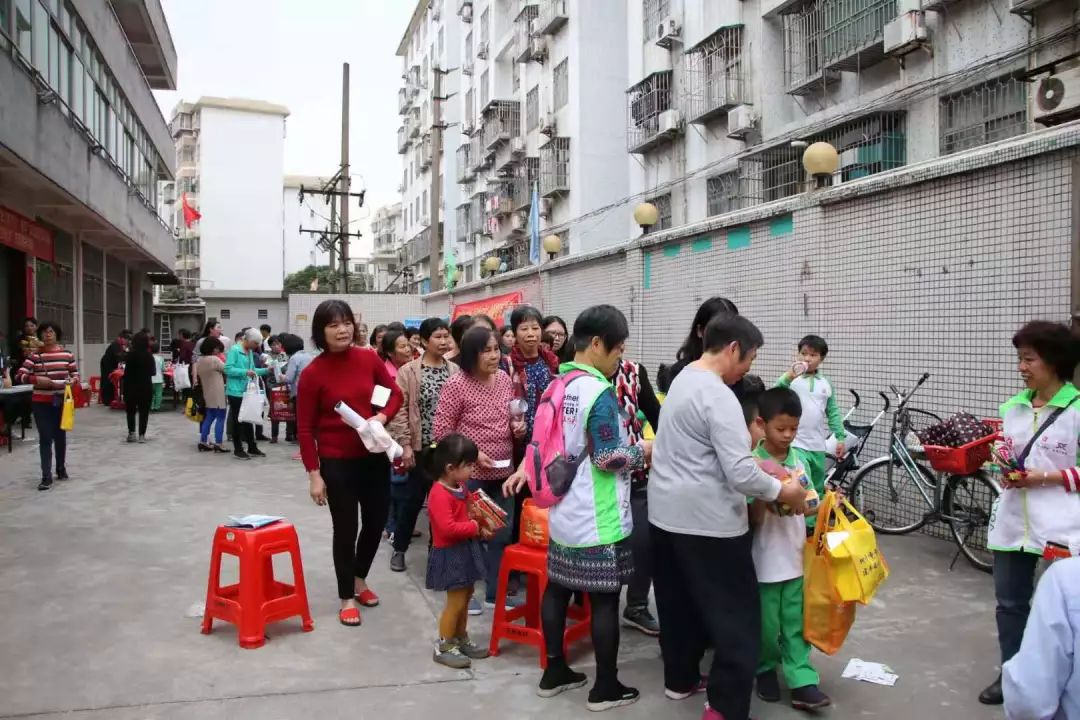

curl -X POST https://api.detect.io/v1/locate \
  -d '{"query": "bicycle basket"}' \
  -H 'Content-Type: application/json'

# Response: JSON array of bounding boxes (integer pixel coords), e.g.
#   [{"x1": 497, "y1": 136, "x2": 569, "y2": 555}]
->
[{"x1": 923, "y1": 433, "x2": 996, "y2": 475}]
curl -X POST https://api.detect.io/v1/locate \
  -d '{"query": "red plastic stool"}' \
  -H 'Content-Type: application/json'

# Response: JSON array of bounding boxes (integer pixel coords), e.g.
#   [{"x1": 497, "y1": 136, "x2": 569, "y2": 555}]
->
[
  {"x1": 488, "y1": 543, "x2": 591, "y2": 667},
  {"x1": 88, "y1": 376, "x2": 102, "y2": 405},
  {"x1": 200, "y1": 522, "x2": 314, "y2": 648}
]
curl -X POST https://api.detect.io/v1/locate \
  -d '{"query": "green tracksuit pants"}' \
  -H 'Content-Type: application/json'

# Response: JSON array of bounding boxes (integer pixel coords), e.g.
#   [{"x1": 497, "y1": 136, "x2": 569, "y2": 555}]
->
[{"x1": 758, "y1": 577, "x2": 819, "y2": 689}]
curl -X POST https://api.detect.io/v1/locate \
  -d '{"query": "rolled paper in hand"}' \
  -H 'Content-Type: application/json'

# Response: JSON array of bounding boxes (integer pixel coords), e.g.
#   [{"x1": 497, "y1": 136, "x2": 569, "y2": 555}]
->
[{"x1": 334, "y1": 401, "x2": 366, "y2": 429}]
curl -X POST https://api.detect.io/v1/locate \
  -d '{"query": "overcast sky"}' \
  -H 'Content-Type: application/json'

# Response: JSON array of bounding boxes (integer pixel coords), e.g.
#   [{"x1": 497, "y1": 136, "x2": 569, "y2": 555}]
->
[{"x1": 152, "y1": 0, "x2": 414, "y2": 256}]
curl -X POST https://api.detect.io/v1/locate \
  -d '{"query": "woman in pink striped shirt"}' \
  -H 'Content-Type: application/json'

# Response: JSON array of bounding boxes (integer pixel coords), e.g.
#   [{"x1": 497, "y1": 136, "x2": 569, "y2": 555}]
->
[{"x1": 16, "y1": 322, "x2": 79, "y2": 491}]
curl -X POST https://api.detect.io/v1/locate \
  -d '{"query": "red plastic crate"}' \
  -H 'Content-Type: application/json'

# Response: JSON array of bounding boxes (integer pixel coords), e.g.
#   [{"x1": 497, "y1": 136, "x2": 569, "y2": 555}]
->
[{"x1": 924, "y1": 433, "x2": 997, "y2": 475}]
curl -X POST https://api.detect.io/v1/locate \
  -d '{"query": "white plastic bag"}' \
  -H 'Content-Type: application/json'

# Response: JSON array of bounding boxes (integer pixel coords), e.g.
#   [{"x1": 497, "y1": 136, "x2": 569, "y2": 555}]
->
[
  {"x1": 172, "y1": 362, "x2": 191, "y2": 391},
  {"x1": 238, "y1": 380, "x2": 266, "y2": 425}
]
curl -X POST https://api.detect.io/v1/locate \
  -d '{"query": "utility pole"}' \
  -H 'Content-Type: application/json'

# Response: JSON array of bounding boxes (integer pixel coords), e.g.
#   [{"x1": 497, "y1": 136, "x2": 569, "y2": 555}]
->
[
  {"x1": 327, "y1": 197, "x2": 338, "y2": 293},
  {"x1": 429, "y1": 65, "x2": 444, "y2": 291},
  {"x1": 340, "y1": 62, "x2": 351, "y2": 293}
]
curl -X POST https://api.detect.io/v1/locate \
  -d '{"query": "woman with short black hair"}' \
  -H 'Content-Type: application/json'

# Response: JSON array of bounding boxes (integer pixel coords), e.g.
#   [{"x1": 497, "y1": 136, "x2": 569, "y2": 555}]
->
[
  {"x1": 435, "y1": 325, "x2": 525, "y2": 614},
  {"x1": 16, "y1": 321, "x2": 79, "y2": 490},
  {"x1": 980, "y1": 320, "x2": 1080, "y2": 705},
  {"x1": 123, "y1": 331, "x2": 156, "y2": 443},
  {"x1": 298, "y1": 300, "x2": 403, "y2": 627},
  {"x1": 668, "y1": 297, "x2": 740, "y2": 384}
]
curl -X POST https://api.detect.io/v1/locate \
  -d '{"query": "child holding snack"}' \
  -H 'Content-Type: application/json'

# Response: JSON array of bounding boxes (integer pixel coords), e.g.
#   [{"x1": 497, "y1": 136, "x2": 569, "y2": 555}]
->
[
  {"x1": 749, "y1": 387, "x2": 830, "y2": 710},
  {"x1": 425, "y1": 433, "x2": 493, "y2": 669}
]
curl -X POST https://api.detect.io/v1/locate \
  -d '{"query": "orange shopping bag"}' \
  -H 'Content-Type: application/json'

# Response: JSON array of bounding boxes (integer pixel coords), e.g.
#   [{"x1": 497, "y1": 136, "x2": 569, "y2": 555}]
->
[
  {"x1": 519, "y1": 499, "x2": 550, "y2": 548},
  {"x1": 803, "y1": 491, "x2": 857, "y2": 655}
]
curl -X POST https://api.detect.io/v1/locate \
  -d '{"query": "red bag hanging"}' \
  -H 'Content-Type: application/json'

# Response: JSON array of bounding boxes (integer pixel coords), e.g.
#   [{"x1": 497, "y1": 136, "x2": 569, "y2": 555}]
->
[{"x1": 269, "y1": 387, "x2": 295, "y2": 422}]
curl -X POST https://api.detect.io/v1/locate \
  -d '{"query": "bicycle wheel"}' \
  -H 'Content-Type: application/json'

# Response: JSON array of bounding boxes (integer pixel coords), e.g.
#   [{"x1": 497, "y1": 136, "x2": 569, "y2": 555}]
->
[
  {"x1": 847, "y1": 456, "x2": 935, "y2": 534},
  {"x1": 942, "y1": 471, "x2": 1000, "y2": 573}
]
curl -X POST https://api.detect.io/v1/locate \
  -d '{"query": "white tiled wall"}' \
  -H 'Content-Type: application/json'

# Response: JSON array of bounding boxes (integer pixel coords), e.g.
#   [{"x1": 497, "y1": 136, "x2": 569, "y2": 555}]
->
[{"x1": 287, "y1": 293, "x2": 426, "y2": 348}]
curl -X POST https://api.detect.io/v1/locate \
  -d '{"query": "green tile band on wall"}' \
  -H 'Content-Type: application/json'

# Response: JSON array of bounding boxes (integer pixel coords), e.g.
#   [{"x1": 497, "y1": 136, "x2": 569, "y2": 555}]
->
[
  {"x1": 643, "y1": 251, "x2": 652, "y2": 289},
  {"x1": 770, "y1": 214, "x2": 794, "y2": 237},
  {"x1": 662, "y1": 244, "x2": 681, "y2": 258},
  {"x1": 727, "y1": 227, "x2": 751, "y2": 251},
  {"x1": 691, "y1": 237, "x2": 713, "y2": 253}
]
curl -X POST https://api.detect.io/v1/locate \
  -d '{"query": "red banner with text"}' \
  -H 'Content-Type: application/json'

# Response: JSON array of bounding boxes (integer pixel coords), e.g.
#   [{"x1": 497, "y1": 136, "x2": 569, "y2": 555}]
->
[
  {"x1": 0, "y1": 207, "x2": 54, "y2": 262},
  {"x1": 451, "y1": 291, "x2": 524, "y2": 324}
]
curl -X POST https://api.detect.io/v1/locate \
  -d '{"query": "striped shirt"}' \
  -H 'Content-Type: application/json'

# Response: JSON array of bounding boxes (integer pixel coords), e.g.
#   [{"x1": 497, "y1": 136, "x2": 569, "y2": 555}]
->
[{"x1": 16, "y1": 347, "x2": 79, "y2": 403}]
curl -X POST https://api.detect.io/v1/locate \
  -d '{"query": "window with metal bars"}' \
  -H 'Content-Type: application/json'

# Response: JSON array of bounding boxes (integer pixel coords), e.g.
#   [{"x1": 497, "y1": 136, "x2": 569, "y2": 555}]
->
[
  {"x1": 685, "y1": 26, "x2": 745, "y2": 123},
  {"x1": 706, "y1": 172, "x2": 741, "y2": 217},
  {"x1": 643, "y1": 0, "x2": 671, "y2": 41},
  {"x1": 479, "y1": 7, "x2": 489, "y2": 46},
  {"x1": 464, "y1": 88, "x2": 474, "y2": 131},
  {"x1": 527, "y1": 86, "x2": 540, "y2": 131},
  {"x1": 513, "y1": 60, "x2": 520, "y2": 92},
  {"x1": 939, "y1": 75, "x2": 1028, "y2": 155},
  {"x1": 480, "y1": 69, "x2": 489, "y2": 108},
  {"x1": 540, "y1": 137, "x2": 570, "y2": 197},
  {"x1": 553, "y1": 59, "x2": 568, "y2": 111},
  {"x1": 81, "y1": 244, "x2": 105, "y2": 344},
  {"x1": 627, "y1": 71, "x2": 675, "y2": 153},
  {"x1": 457, "y1": 202, "x2": 472, "y2": 240},
  {"x1": 647, "y1": 193, "x2": 672, "y2": 230},
  {"x1": 782, "y1": 0, "x2": 894, "y2": 95},
  {"x1": 738, "y1": 111, "x2": 906, "y2": 205},
  {"x1": 36, "y1": 233, "x2": 75, "y2": 341},
  {"x1": 515, "y1": 156, "x2": 540, "y2": 210}
]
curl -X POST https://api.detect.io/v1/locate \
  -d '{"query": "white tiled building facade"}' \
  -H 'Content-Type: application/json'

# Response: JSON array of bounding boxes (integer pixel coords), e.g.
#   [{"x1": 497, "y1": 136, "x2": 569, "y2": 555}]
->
[{"x1": 397, "y1": 0, "x2": 1079, "y2": 291}]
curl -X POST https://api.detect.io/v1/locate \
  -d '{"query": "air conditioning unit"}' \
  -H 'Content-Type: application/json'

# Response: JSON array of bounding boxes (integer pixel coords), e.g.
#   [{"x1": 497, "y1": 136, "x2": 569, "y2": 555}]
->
[
  {"x1": 726, "y1": 105, "x2": 755, "y2": 140},
  {"x1": 656, "y1": 16, "x2": 681, "y2": 49},
  {"x1": 1010, "y1": 0, "x2": 1055, "y2": 11},
  {"x1": 511, "y1": 136, "x2": 526, "y2": 155},
  {"x1": 1034, "y1": 66, "x2": 1080, "y2": 125},
  {"x1": 540, "y1": 112, "x2": 557, "y2": 136},
  {"x1": 658, "y1": 108, "x2": 682, "y2": 135},
  {"x1": 477, "y1": 41, "x2": 488, "y2": 59},
  {"x1": 884, "y1": 11, "x2": 927, "y2": 56},
  {"x1": 530, "y1": 36, "x2": 548, "y2": 62},
  {"x1": 539, "y1": 198, "x2": 552, "y2": 218}
]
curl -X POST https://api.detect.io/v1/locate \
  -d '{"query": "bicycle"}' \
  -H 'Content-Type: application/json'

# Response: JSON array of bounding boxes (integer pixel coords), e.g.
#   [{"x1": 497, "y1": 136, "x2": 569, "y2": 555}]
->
[{"x1": 846, "y1": 373, "x2": 1002, "y2": 573}]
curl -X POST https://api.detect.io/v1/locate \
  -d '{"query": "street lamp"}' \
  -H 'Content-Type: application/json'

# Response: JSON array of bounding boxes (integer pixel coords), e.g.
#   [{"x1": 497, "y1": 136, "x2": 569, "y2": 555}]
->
[
  {"x1": 542, "y1": 234, "x2": 562, "y2": 260},
  {"x1": 483, "y1": 256, "x2": 500, "y2": 276},
  {"x1": 802, "y1": 141, "x2": 840, "y2": 189},
  {"x1": 633, "y1": 202, "x2": 659, "y2": 234}
]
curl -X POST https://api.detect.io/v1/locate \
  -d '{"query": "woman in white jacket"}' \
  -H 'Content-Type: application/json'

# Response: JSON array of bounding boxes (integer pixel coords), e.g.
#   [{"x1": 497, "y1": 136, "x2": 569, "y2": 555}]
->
[{"x1": 981, "y1": 321, "x2": 1080, "y2": 706}]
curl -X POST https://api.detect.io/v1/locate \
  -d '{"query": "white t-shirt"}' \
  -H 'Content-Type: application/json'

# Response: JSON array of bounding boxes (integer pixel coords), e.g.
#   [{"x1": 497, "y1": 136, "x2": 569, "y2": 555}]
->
[{"x1": 750, "y1": 444, "x2": 807, "y2": 583}]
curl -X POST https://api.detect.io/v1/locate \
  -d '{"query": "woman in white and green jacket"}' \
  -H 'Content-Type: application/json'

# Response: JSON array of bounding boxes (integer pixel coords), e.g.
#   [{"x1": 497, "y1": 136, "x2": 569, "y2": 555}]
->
[
  {"x1": 980, "y1": 320, "x2": 1080, "y2": 706},
  {"x1": 504, "y1": 305, "x2": 650, "y2": 712}
]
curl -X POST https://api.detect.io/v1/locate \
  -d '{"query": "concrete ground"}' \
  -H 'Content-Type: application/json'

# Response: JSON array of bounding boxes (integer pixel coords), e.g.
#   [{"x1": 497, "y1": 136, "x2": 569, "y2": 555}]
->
[{"x1": 0, "y1": 405, "x2": 1006, "y2": 720}]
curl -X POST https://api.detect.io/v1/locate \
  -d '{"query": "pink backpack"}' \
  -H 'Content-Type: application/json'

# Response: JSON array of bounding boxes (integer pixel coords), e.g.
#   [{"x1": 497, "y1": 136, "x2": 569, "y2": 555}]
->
[{"x1": 524, "y1": 370, "x2": 589, "y2": 509}]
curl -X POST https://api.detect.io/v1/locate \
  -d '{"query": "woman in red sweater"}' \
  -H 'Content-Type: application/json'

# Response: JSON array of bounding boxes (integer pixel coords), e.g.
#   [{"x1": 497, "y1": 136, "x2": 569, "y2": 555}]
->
[
  {"x1": 297, "y1": 300, "x2": 403, "y2": 627},
  {"x1": 16, "y1": 321, "x2": 79, "y2": 491}
]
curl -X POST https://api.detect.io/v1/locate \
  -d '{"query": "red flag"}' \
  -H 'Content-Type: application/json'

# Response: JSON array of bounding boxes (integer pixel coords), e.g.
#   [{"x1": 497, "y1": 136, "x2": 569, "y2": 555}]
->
[{"x1": 181, "y1": 192, "x2": 202, "y2": 228}]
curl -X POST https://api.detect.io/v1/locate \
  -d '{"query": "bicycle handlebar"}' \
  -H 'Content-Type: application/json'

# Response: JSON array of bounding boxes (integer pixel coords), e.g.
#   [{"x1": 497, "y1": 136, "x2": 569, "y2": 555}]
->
[{"x1": 896, "y1": 373, "x2": 931, "y2": 412}]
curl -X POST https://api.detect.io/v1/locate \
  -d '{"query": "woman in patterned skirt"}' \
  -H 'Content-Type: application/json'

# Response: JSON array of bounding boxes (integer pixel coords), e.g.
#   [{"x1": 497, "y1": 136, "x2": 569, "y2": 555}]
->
[{"x1": 504, "y1": 305, "x2": 652, "y2": 712}]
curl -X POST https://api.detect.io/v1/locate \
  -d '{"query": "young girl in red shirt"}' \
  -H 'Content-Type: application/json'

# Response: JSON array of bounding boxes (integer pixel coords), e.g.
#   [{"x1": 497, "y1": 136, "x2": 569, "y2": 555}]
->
[{"x1": 425, "y1": 433, "x2": 493, "y2": 669}]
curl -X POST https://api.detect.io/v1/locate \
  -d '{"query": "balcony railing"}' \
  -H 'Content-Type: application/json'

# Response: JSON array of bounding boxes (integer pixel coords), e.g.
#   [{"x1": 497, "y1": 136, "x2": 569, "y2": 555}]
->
[
  {"x1": 457, "y1": 203, "x2": 473, "y2": 241},
  {"x1": 514, "y1": 4, "x2": 540, "y2": 63},
  {"x1": 537, "y1": 0, "x2": 568, "y2": 35},
  {"x1": 403, "y1": 229, "x2": 433, "y2": 265},
  {"x1": 685, "y1": 26, "x2": 748, "y2": 124},
  {"x1": 469, "y1": 193, "x2": 489, "y2": 239},
  {"x1": 419, "y1": 135, "x2": 433, "y2": 170},
  {"x1": 783, "y1": 0, "x2": 895, "y2": 95},
  {"x1": 514, "y1": 157, "x2": 540, "y2": 210},
  {"x1": 397, "y1": 126, "x2": 409, "y2": 154},
  {"x1": 469, "y1": 132, "x2": 491, "y2": 173},
  {"x1": 540, "y1": 137, "x2": 570, "y2": 197},
  {"x1": 627, "y1": 71, "x2": 681, "y2": 154},
  {"x1": 457, "y1": 144, "x2": 475, "y2": 183},
  {"x1": 409, "y1": 107, "x2": 421, "y2": 138},
  {"x1": 398, "y1": 87, "x2": 411, "y2": 115},
  {"x1": 482, "y1": 100, "x2": 521, "y2": 151}
]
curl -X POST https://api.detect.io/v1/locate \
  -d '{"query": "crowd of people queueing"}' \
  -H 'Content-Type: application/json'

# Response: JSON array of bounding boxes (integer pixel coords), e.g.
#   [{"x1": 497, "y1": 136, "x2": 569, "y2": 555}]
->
[{"x1": 10, "y1": 293, "x2": 1080, "y2": 719}]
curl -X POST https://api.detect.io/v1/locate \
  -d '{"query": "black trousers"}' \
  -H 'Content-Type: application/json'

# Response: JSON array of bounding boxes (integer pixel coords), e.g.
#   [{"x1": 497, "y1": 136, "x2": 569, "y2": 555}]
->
[
  {"x1": 124, "y1": 384, "x2": 151, "y2": 436},
  {"x1": 322, "y1": 455, "x2": 391, "y2": 599},
  {"x1": 994, "y1": 550, "x2": 1040, "y2": 665},
  {"x1": 226, "y1": 395, "x2": 257, "y2": 453},
  {"x1": 392, "y1": 464, "x2": 432, "y2": 553},
  {"x1": 625, "y1": 490, "x2": 652, "y2": 609},
  {"x1": 651, "y1": 525, "x2": 760, "y2": 720}
]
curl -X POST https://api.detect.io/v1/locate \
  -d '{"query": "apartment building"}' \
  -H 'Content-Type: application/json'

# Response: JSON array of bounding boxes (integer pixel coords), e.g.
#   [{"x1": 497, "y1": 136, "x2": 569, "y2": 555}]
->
[
  {"x1": 161, "y1": 96, "x2": 290, "y2": 335},
  {"x1": 626, "y1": 0, "x2": 1080, "y2": 234},
  {"x1": 397, "y1": 0, "x2": 462, "y2": 294},
  {"x1": 450, "y1": 0, "x2": 629, "y2": 279},
  {"x1": 370, "y1": 202, "x2": 405, "y2": 291},
  {"x1": 0, "y1": 0, "x2": 177, "y2": 365}
]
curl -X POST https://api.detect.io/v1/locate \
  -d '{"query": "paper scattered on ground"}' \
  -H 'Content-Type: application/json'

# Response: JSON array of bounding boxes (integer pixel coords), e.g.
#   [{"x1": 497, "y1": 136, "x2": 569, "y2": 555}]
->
[
  {"x1": 184, "y1": 602, "x2": 204, "y2": 618},
  {"x1": 842, "y1": 659, "x2": 899, "y2": 686}
]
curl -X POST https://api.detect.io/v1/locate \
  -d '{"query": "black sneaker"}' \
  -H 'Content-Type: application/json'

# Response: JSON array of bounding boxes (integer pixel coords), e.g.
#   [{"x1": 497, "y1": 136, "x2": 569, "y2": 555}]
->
[
  {"x1": 587, "y1": 682, "x2": 640, "y2": 712},
  {"x1": 38, "y1": 476, "x2": 53, "y2": 491},
  {"x1": 537, "y1": 658, "x2": 588, "y2": 698},
  {"x1": 56, "y1": 468, "x2": 69, "y2": 480},
  {"x1": 389, "y1": 551, "x2": 406, "y2": 572},
  {"x1": 247, "y1": 447, "x2": 266, "y2": 458},
  {"x1": 198, "y1": 443, "x2": 213, "y2": 452},
  {"x1": 756, "y1": 670, "x2": 781, "y2": 703},
  {"x1": 234, "y1": 449, "x2": 251, "y2": 460},
  {"x1": 791, "y1": 684, "x2": 831, "y2": 711},
  {"x1": 622, "y1": 606, "x2": 660, "y2": 636}
]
